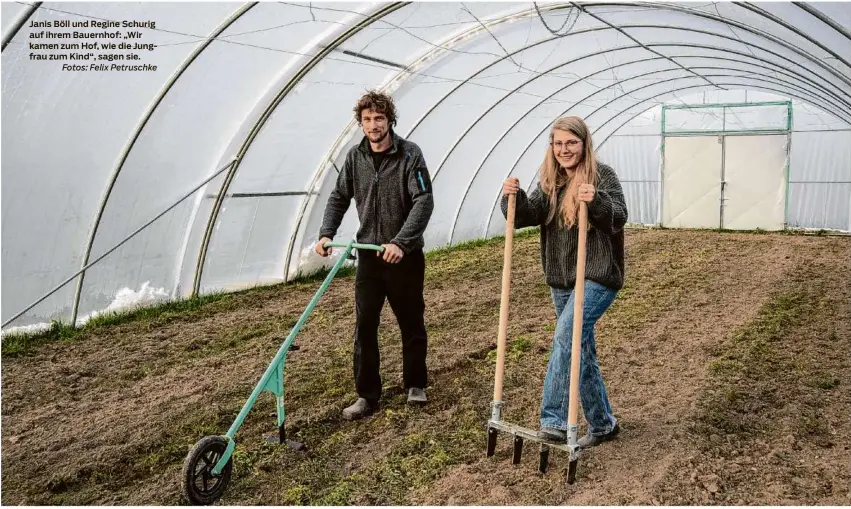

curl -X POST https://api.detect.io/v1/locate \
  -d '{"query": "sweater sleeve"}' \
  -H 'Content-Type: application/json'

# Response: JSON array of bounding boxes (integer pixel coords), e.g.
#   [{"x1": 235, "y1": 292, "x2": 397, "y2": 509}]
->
[
  {"x1": 588, "y1": 164, "x2": 628, "y2": 234},
  {"x1": 391, "y1": 149, "x2": 434, "y2": 253},
  {"x1": 501, "y1": 182, "x2": 547, "y2": 228}
]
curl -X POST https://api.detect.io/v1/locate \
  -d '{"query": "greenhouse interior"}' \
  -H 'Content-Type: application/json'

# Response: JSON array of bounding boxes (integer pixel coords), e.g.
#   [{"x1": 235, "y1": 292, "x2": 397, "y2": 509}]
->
[{"x1": 2, "y1": 1, "x2": 850, "y2": 334}]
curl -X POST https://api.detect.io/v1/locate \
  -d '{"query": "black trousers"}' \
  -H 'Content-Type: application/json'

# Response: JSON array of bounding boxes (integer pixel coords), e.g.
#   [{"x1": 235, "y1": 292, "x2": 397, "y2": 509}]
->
[{"x1": 353, "y1": 249, "x2": 428, "y2": 403}]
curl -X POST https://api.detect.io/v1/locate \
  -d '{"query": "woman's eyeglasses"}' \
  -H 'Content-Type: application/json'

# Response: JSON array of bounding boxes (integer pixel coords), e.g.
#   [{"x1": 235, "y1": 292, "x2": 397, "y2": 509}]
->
[{"x1": 551, "y1": 140, "x2": 581, "y2": 150}]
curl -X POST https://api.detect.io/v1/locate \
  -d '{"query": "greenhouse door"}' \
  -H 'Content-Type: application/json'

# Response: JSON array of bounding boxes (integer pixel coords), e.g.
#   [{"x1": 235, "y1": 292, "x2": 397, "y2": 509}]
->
[
  {"x1": 722, "y1": 134, "x2": 788, "y2": 230},
  {"x1": 662, "y1": 135, "x2": 723, "y2": 228},
  {"x1": 662, "y1": 134, "x2": 788, "y2": 230}
]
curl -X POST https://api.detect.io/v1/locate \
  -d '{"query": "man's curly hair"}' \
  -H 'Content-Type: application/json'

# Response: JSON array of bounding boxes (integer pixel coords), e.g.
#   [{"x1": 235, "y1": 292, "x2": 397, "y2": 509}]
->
[{"x1": 353, "y1": 90, "x2": 397, "y2": 127}]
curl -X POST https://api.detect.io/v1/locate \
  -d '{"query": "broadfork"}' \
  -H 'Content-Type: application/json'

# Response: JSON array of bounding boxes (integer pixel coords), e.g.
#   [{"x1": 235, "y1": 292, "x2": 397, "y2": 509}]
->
[{"x1": 486, "y1": 193, "x2": 589, "y2": 483}]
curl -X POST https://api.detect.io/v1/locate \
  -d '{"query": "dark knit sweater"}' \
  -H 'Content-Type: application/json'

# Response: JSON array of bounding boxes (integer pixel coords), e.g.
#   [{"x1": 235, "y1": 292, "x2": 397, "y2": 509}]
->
[
  {"x1": 319, "y1": 130, "x2": 434, "y2": 254},
  {"x1": 501, "y1": 163, "x2": 628, "y2": 290}
]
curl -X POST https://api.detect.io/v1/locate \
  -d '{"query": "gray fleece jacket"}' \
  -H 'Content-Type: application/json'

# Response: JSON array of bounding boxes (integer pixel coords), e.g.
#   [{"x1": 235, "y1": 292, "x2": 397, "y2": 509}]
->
[
  {"x1": 501, "y1": 163, "x2": 628, "y2": 290},
  {"x1": 319, "y1": 130, "x2": 434, "y2": 253}
]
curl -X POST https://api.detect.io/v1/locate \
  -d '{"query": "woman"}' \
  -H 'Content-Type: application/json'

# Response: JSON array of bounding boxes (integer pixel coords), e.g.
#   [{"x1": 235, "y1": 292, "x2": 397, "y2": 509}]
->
[{"x1": 501, "y1": 116, "x2": 627, "y2": 447}]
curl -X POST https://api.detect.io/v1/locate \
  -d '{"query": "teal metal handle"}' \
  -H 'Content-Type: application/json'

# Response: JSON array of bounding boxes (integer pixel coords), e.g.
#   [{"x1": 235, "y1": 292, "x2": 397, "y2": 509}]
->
[{"x1": 324, "y1": 241, "x2": 384, "y2": 253}]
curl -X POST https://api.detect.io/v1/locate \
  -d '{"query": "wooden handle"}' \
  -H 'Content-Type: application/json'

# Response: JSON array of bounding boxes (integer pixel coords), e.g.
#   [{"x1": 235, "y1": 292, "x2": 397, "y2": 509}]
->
[
  {"x1": 493, "y1": 193, "x2": 516, "y2": 402},
  {"x1": 566, "y1": 202, "x2": 588, "y2": 428}
]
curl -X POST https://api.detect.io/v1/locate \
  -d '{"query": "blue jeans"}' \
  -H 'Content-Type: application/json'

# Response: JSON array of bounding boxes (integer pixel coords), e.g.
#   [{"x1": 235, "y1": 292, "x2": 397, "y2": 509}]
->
[{"x1": 540, "y1": 281, "x2": 618, "y2": 435}]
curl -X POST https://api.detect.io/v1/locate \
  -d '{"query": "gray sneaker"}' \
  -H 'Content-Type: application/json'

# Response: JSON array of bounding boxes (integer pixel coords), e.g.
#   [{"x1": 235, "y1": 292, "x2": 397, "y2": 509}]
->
[
  {"x1": 407, "y1": 387, "x2": 427, "y2": 405},
  {"x1": 577, "y1": 423, "x2": 620, "y2": 448},
  {"x1": 536, "y1": 427, "x2": 566, "y2": 442},
  {"x1": 342, "y1": 398, "x2": 375, "y2": 420}
]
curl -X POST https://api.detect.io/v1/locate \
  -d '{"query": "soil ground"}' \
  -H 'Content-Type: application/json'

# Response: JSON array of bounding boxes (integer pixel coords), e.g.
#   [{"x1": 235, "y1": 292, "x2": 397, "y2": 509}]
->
[{"x1": 2, "y1": 229, "x2": 849, "y2": 505}]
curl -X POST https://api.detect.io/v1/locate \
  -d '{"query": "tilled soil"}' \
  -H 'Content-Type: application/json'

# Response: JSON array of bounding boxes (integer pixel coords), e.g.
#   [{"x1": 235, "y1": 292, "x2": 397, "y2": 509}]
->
[{"x1": 2, "y1": 230, "x2": 849, "y2": 505}]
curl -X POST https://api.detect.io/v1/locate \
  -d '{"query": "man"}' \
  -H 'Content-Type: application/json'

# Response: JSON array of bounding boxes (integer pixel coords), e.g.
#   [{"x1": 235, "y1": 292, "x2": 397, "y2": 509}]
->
[{"x1": 315, "y1": 90, "x2": 434, "y2": 420}]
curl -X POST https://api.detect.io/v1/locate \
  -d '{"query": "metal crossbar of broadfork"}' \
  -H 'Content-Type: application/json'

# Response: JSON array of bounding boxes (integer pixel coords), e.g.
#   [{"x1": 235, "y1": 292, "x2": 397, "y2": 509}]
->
[{"x1": 486, "y1": 193, "x2": 589, "y2": 484}]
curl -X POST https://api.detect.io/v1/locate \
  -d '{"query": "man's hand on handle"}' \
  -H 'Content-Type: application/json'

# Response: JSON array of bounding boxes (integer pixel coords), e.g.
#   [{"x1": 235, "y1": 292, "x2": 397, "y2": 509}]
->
[
  {"x1": 316, "y1": 237, "x2": 396, "y2": 262},
  {"x1": 315, "y1": 237, "x2": 333, "y2": 257},
  {"x1": 380, "y1": 243, "x2": 404, "y2": 264}
]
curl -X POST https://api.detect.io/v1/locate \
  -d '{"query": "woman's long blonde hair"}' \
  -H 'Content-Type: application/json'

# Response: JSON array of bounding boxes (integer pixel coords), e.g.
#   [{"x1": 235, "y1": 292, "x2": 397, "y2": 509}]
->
[{"x1": 539, "y1": 116, "x2": 598, "y2": 228}]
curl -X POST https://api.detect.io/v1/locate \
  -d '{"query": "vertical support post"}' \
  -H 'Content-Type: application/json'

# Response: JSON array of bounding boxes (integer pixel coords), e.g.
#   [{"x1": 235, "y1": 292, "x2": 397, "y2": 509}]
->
[
  {"x1": 720, "y1": 100, "x2": 727, "y2": 231},
  {"x1": 784, "y1": 101, "x2": 793, "y2": 228},
  {"x1": 719, "y1": 134, "x2": 727, "y2": 230},
  {"x1": 659, "y1": 106, "x2": 667, "y2": 226}
]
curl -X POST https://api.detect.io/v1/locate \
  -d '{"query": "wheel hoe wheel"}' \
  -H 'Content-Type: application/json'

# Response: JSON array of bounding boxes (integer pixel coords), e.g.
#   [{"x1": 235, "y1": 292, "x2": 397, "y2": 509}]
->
[{"x1": 181, "y1": 435, "x2": 233, "y2": 505}]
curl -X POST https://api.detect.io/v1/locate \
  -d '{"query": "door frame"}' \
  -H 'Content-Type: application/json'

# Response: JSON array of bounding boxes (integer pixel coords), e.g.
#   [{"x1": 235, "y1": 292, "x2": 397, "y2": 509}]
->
[{"x1": 660, "y1": 100, "x2": 792, "y2": 229}]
